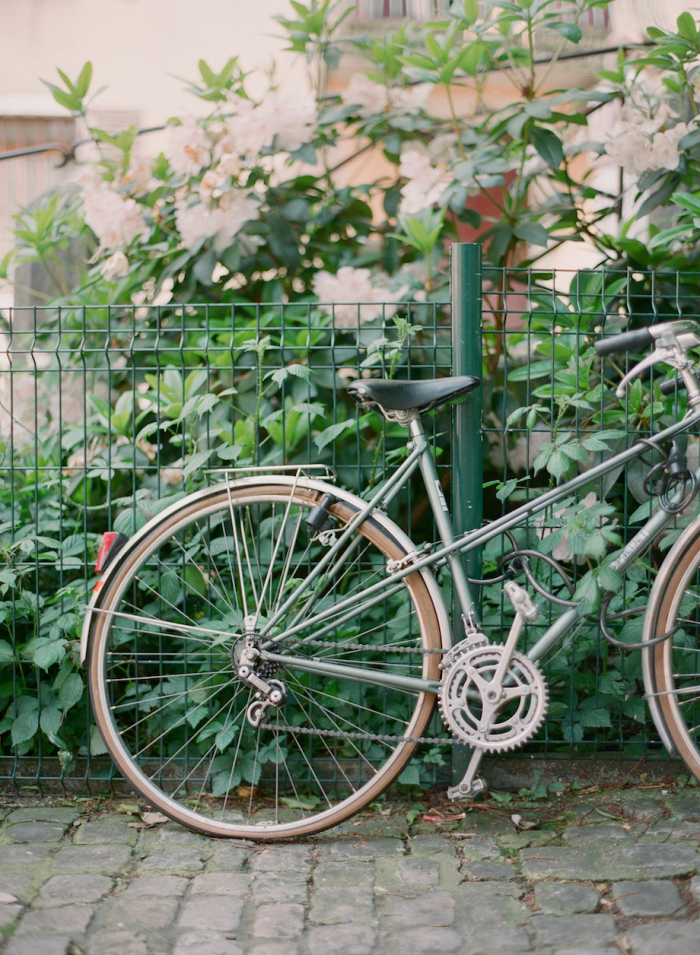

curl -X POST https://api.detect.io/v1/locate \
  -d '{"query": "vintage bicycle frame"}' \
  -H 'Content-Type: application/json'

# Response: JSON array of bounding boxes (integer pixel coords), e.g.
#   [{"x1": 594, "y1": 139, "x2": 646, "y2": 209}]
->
[{"x1": 256, "y1": 405, "x2": 700, "y2": 696}]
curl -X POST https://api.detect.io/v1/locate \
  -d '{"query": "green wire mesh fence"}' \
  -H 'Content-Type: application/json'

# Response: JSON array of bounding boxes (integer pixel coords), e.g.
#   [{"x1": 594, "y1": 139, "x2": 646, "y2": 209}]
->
[{"x1": 1, "y1": 259, "x2": 699, "y2": 792}]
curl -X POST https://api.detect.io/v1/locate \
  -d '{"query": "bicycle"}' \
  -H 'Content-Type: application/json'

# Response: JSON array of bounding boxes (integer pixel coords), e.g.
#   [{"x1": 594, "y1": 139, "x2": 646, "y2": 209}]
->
[{"x1": 81, "y1": 318, "x2": 700, "y2": 840}]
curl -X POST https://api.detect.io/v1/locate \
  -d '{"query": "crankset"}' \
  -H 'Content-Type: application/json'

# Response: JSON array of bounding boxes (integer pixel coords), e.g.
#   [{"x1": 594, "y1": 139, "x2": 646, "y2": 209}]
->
[{"x1": 441, "y1": 582, "x2": 548, "y2": 800}]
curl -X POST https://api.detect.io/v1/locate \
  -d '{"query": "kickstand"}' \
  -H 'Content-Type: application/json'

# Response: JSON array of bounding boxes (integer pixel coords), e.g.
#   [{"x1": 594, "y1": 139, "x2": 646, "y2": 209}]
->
[{"x1": 447, "y1": 747, "x2": 487, "y2": 802}]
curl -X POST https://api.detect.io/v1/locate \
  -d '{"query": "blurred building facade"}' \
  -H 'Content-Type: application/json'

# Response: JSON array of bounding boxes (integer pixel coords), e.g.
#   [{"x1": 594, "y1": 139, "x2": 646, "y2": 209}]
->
[{"x1": 0, "y1": 0, "x2": 693, "y2": 304}]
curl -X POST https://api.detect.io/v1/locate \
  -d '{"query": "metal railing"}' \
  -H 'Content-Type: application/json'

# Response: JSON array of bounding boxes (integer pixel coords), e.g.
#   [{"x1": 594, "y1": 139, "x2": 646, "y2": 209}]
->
[{"x1": 2, "y1": 248, "x2": 699, "y2": 791}]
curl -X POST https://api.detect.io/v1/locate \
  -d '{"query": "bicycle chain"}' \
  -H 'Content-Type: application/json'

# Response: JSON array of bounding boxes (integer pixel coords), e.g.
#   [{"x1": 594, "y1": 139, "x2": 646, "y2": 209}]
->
[
  {"x1": 261, "y1": 639, "x2": 451, "y2": 743},
  {"x1": 260, "y1": 719, "x2": 464, "y2": 746}
]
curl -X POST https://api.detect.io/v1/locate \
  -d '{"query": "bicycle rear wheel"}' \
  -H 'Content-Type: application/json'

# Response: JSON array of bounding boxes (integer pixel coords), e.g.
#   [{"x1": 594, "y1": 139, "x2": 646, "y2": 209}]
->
[
  {"x1": 645, "y1": 516, "x2": 700, "y2": 778},
  {"x1": 87, "y1": 478, "x2": 445, "y2": 839}
]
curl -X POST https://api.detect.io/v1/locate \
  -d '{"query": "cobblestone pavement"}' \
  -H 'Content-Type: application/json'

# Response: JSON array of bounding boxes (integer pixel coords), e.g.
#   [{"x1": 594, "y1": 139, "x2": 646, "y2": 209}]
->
[{"x1": 1, "y1": 785, "x2": 700, "y2": 954}]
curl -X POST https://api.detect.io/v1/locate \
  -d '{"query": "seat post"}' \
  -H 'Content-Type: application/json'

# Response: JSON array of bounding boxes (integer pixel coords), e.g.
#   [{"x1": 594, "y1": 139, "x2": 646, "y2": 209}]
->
[{"x1": 408, "y1": 417, "x2": 480, "y2": 631}]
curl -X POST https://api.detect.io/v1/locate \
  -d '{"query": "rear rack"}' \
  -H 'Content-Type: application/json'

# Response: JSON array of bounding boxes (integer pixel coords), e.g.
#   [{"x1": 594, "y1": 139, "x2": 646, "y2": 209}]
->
[{"x1": 205, "y1": 464, "x2": 336, "y2": 481}]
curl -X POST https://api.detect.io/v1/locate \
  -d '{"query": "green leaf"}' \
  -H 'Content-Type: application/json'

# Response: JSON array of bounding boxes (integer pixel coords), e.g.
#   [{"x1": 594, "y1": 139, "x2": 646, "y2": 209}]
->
[
  {"x1": 33, "y1": 640, "x2": 67, "y2": 671},
  {"x1": 75, "y1": 62, "x2": 93, "y2": 98},
  {"x1": 677, "y1": 12, "x2": 698, "y2": 44},
  {"x1": 40, "y1": 705, "x2": 63, "y2": 739},
  {"x1": 11, "y1": 700, "x2": 39, "y2": 746},
  {"x1": 314, "y1": 420, "x2": 355, "y2": 451},
  {"x1": 0, "y1": 639, "x2": 14, "y2": 664},
  {"x1": 185, "y1": 565, "x2": 208, "y2": 598},
  {"x1": 530, "y1": 127, "x2": 564, "y2": 168},
  {"x1": 545, "y1": 21, "x2": 582, "y2": 43},
  {"x1": 58, "y1": 672, "x2": 84, "y2": 711},
  {"x1": 51, "y1": 89, "x2": 82, "y2": 112},
  {"x1": 90, "y1": 724, "x2": 109, "y2": 755},
  {"x1": 496, "y1": 479, "x2": 518, "y2": 502},
  {"x1": 212, "y1": 765, "x2": 241, "y2": 795},
  {"x1": 622, "y1": 696, "x2": 646, "y2": 723},
  {"x1": 513, "y1": 222, "x2": 548, "y2": 247},
  {"x1": 578, "y1": 707, "x2": 612, "y2": 729},
  {"x1": 183, "y1": 449, "x2": 214, "y2": 478},
  {"x1": 397, "y1": 761, "x2": 421, "y2": 786}
]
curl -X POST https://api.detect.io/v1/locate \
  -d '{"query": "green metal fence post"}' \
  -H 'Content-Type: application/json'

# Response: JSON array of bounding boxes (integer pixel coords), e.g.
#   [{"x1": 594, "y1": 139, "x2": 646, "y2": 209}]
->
[{"x1": 450, "y1": 242, "x2": 483, "y2": 784}]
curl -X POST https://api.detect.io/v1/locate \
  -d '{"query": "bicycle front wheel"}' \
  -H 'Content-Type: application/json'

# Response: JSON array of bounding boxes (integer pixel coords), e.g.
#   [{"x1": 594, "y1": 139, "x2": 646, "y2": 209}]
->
[
  {"x1": 645, "y1": 516, "x2": 700, "y2": 778},
  {"x1": 87, "y1": 478, "x2": 446, "y2": 839}
]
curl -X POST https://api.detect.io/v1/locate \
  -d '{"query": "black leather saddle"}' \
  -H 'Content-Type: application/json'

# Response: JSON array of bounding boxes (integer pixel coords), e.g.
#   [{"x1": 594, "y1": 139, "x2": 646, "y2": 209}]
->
[{"x1": 346, "y1": 376, "x2": 480, "y2": 414}]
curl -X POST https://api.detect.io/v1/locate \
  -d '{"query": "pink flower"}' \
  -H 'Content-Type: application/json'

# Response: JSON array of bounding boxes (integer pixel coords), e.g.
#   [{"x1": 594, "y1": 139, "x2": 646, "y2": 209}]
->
[
  {"x1": 312, "y1": 267, "x2": 408, "y2": 326},
  {"x1": 166, "y1": 119, "x2": 211, "y2": 177},
  {"x1": 83, "y1": 188, "x2": 149, "y2": 250}
]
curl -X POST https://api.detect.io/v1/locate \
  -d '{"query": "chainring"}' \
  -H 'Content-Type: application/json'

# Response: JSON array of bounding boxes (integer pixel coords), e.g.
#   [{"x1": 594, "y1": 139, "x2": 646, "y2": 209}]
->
[{"x1": 439, "y1": 644, "x2": 547, "y2": 753}]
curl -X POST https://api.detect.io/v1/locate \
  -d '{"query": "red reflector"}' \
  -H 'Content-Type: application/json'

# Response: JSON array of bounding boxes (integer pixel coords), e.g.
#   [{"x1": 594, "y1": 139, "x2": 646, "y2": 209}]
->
[{"x1": 95, "y1": 531, "x2": 127, "y2": 573}]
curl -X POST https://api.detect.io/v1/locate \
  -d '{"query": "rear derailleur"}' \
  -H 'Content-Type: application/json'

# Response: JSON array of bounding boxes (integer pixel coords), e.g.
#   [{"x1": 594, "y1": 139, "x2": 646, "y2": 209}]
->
[{"x1": 232, "y1": 638, "x2": 287, "y2": 728}]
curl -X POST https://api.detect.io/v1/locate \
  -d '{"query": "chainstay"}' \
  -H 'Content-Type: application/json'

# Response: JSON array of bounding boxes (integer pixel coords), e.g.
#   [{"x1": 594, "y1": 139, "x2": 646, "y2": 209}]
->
[
  {"x1": 276, "y1": 636, "x2": 445, "y2": 654},
  {"x1": 260, "y1": 718, "x2": 464, "y2": 745}
]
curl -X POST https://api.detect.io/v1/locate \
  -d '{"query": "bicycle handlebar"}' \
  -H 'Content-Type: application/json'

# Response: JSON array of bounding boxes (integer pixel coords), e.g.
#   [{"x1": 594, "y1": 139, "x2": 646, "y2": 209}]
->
[{"x1": 594, "y1": 327, "x2": 654, "y2": 357}]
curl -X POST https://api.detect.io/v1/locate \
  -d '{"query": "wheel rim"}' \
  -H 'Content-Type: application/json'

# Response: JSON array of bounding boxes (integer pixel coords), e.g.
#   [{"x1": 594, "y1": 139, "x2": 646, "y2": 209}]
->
[
  {"x1": 651, "y1": 530, "x2": 700, "y2": 777},
  {"x1": 89, "y1": 484, "x2": 441, "y2": 838}
]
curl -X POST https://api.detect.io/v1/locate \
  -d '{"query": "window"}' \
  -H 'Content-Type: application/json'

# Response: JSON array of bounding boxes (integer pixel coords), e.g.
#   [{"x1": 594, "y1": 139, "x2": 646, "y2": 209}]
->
[{"x1": 353, "y1": 0, "x2": 450, "y2": 21}]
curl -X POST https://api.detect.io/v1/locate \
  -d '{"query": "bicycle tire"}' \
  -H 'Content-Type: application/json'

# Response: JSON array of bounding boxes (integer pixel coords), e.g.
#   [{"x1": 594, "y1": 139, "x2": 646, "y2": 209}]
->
[
  {"x1": 86, "y1": 476, "x2": 447, "y2": 840},
  {"x1": 644, "y1": 515, "x2": 700, "y2": 778}
]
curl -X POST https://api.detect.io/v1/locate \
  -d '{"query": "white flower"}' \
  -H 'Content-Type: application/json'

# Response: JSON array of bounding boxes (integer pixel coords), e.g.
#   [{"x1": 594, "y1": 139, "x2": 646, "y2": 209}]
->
[
  {"x1": 122, "y1": 162, "x2": 152, "y2": 193},
  {"x1": 341, "y1": 75, "x2": 432, "y2": 117},
  {"x1": 394, "y1": 84, "x2": 432, "y2": 113},
  {"x1": 341, "y1": 75, "x2": 389, "y2": 116},
  {"x1": 166, "y1": 118, "x2": 210, "y2": 177},
  {"x1": 216, "y1": 192, "x2": 259, "y2": 250},
  {"x1": 175, "y1": 192, "x2": 258, "y2": 251},
  {"x1": 226, "y1": 99, "x2": 271, "y2": 156},
  {"x1": 398, "y1": 140, "x2": 455, "y2": 215},
  {"x1": 227, "y1": 92, "x2": 318, "y2": 156},
  {"x1": 199, "y1": 170, "x2": 222, "y2": 201},
  {"x1": 604, "y1": 121, "x2": 688, "y2": 176},
  {"x1": 175, "y1": 201, "x2": 220, "y2": 249},
  {"x1": 261, "y1": 92, "x2": 317, "y2": 153},
  {"x1": 83, "y1": 187, "x2": 149, "y2": 250},
  {"x1": 100, "y1": 250, "x2": 129, "y2": 283},
  {"x1": 215, "y1": 152, "x2": 241, "y2": 180},
  {"x1": 312, "y1": 266, "x2": 408, "y2": 326},
  {"x1": 650, "y1": 123, "x2": 688, "y2": 171}
]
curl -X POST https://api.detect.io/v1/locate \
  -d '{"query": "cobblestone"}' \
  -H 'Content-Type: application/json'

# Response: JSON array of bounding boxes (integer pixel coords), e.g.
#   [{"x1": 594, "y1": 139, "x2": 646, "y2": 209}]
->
[
  {"x1": 124, "y1": 874, "x2": 190, "y2": 897},
  {"x1": 534, "y1": 883, "x2": 598, "y2": 915},
  {"x1": 74, "y1": 816, "x2": 138, "y2": 845},
  {"x1": 137, "y1": 848, "x2": 204, "y2": 874},
  {"x1": 532, "y1": 914, "x2": 617, "y2": 949},
  {"x1": 252, "y1": 873, "x2": 308, "y2": 904},
  {"x1": 178, "y1": 895, "x2": 243, "y2": 932},
  {"x1": 33, "y1": 873, "x2": 113, "y2": 907},
  {"x1": 612, "y1": 879, "x2": 683, "y2": 916},
  {"x1": 252, "y1": 902, "x2": 305, "y2": 938},
  {"x1": 1, "y1": 787, "x2": 700, "y2": 954},
  {"x1": 3, "y1": 822, "x2": 67, "y2": 843},
  {"x1": 307, "y1": 923, "x2": 376, "y2": 955},
  {"x1": 51, "y1": 844, "x2": 133, "y2": 875},
  {"x1": 625, "y1": 919, "x2": 700, "y2": 955}
]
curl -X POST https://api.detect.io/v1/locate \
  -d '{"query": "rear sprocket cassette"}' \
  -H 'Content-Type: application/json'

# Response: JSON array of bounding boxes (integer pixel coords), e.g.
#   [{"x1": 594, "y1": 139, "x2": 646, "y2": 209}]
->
[{"x1": 439, "y1": 644, "x2": 547, "y2": 753}]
